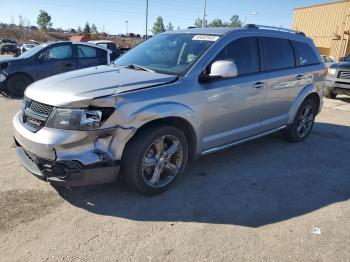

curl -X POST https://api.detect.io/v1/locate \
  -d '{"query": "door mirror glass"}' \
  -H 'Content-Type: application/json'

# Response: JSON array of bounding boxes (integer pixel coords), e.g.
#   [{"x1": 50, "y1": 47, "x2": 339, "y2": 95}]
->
[{"x1": 209, "y1": 60, "x2": 238, "y2": 79}]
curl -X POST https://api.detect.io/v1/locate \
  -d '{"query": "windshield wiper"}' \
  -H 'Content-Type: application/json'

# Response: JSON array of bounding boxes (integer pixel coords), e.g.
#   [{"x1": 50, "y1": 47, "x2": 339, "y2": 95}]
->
[{"x1": 125, "y1": 64, "x2": 155, "y2": 73}]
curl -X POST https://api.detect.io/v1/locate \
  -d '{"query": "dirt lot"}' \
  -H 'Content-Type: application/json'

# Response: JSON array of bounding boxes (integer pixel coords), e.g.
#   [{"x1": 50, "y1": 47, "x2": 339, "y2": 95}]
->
[{"x1": 0, "y1": 95, "x2": 349, "y2": 262}]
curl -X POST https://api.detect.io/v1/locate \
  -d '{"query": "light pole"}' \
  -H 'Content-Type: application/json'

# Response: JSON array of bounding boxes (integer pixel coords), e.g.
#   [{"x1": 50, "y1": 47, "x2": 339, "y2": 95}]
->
[
  {"x1": 145, "y1": 0, "x2": 149, "y2": 38},
  {"x1": 202, "y1": 0, "x2": 207, "y2": 28},
  {"x1": 125, "y1": 20, "x2": 128, "y2": 34},
  {"x1": 243, "y1": 12, "x2": 257, "y2": 25}
]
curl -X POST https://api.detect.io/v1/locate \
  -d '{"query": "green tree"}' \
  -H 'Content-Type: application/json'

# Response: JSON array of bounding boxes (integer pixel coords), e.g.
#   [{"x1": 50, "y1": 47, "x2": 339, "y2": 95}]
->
[
  {"x1": 194, "y1": 18, "x2": 207, "y2": 27},
  {"x1": 84, "y1": 22, "x2": 91, "y2": 35},
  {"x1": 76, "y1": 26, "x2": 83, "y2": 35},
  {"x1": 151, "y1": 16, "x2": 165, "y2": 35},
  {"x1": 91, "y1": 23, "x2": 98, "y2": 34},
  {"x1": 37, "y1": 10, "x2": 52, "y2": 31},
  {"x1": 228, "y1": 15, "x2": 242, "y2": 27},
  {"x1": 166, "y1": 22, "x2": 174, "y2": 31},
  {"x1": 208, "y1": 18, "x2": 224, "y2": 27}
]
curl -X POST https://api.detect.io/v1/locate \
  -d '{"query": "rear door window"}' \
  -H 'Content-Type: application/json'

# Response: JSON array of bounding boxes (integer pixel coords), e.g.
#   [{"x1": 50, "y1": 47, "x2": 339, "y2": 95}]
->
[
  {"x1": 213, "y1": 37, "x2": 259, "y2": 76},
  {"x1": 259, "y1": 37, "x2": 295, "y2": 71},
  {"x1": 77, "y1": 45, "x2": 106, "y2": 58},
  {"x1": 292, "y1": 41, "x2": 320, "y2": 66}
]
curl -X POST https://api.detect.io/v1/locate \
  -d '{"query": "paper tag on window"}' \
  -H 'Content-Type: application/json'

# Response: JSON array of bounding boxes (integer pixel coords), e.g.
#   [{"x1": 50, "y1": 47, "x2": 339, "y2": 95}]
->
[{"x1": 192, "y1": 35, "x2": 220, "y2": 41}]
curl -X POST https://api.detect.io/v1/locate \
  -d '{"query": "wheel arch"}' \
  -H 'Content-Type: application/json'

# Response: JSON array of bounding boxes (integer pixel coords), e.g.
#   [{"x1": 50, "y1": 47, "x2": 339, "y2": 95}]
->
[
  {"x1": 7, "y1": 72, "x2": 34, "y2": 82},
  {"x1": 125, "y1": 116, "x2": 198, "y2": 160},
  {"x1": 287, "y1": 83, "x2": 322, "y2": 125}
]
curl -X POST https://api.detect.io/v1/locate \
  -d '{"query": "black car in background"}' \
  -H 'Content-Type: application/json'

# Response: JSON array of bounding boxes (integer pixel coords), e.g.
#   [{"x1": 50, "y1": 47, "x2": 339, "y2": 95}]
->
[
  {"x1": 0, "y1": 41, "x2": 111, "y2": 96},
  {"x1": 88, "y1": 40, "x2": 120, "y2": 60},
  {"x1": 0, "y1": 39, "x2": 19, "y2": 56}
]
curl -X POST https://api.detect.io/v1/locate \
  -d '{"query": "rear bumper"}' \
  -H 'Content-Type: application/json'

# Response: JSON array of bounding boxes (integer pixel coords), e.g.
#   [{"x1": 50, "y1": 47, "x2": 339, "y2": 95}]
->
[{"x1": 15, "y1": 143, "x2": 120, "y2": 186}]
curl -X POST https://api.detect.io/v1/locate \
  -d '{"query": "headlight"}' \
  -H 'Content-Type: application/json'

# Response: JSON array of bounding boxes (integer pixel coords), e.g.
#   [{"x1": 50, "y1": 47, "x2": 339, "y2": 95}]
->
[
  {"x1": 0, "y1": 73, "x2": 6, "y2": 83},
  {"x1": 46, "y1": 108, "x2": 114, "y2": 130},
  {"x1": 328, "y1": 68, "x2": 337, "y2": 75}
]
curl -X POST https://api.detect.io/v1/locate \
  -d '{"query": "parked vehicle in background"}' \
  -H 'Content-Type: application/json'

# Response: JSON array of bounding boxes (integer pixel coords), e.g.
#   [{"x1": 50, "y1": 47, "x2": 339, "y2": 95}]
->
[
  {"x1": 321, "y1": 55, "x2": 336, "y2": 68},
  {"x1": 13, "y1": 25, "x2": 325, "y2": 194},
  {"x1": 119, "y1": 47, "x2": 131, "y2": 55},
  {"x1": 20, "y1": 43, "x2": 38, "y2": 54},
  {"x1": 339, "y1": 55, "x2": 350, "y2": 62},
  {"x1": 88, "y1": 40, "x2": 120, "y2": 60},
  {"x1": 325, "y1": 61, "x2": 350, "y2": 98},
  {"x1": 0, "y1": 39, "x2": 19, "y2": 56},
  {"x1": 0, "y1": 41, "x2": 111, "y2": 96}
]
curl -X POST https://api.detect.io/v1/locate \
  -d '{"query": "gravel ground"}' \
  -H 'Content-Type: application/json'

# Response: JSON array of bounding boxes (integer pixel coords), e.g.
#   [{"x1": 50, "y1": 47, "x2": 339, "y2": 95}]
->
[{"x1": 0, "y1": 95, "x2": 349, "y2": 262}]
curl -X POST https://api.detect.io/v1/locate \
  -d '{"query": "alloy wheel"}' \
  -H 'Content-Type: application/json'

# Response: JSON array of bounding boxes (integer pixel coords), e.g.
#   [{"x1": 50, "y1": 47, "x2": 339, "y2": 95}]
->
[{"x1": 142, "y1": 135, "x2": 184, "y2": 188}]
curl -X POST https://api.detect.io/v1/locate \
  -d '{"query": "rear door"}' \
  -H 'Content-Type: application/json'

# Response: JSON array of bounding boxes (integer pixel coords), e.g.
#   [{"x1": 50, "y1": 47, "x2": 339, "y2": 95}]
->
[
  {"x1": 258, "y1": 37, "x2": 308, "y2": 131},
  {"x1": 33, "y1": 43, "x2": 76, "y2": 80},
  {"x1": 75, "y1": 44, "x2": 109, "y2": 69}
]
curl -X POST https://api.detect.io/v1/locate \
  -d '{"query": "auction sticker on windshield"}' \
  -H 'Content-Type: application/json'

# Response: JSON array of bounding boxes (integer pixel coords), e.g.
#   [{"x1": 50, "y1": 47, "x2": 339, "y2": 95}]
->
[{"x1": 192, "y1": 35, "x2": 220, "y2": 41}]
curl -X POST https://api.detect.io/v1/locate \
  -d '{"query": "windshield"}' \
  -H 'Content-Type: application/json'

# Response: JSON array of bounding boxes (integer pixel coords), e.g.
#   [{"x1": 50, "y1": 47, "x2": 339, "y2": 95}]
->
[
  {"x1": 18, "y1": 45, "x2": 45, "y2": 58},
  {"x1": 114, "y1": 33, "x2": 219, "y2": 76}
]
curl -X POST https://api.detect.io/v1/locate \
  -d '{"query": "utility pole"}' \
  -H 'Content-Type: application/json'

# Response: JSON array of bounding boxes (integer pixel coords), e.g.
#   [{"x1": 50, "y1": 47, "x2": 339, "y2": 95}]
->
[
  {"x1": 125, "y1": 20, "x2": 128, "y2": 34},
  {"x1": 145, "y1": 0, "x2": 149, "y2": 38},
  {"x1": 202, "y1": 0, "x2": 207, "y2": 28}
]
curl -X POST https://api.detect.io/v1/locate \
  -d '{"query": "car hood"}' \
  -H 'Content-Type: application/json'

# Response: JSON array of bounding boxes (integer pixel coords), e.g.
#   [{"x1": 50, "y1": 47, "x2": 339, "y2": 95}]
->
[
  {"x1": 0, "y1": 57, "x2": 25, "y2": 64},
  {"x1": 330, "y1": 62, "x2": 350, "y2": 69},
  {"x1": 25, "y1": 65, "x2": 178, "y2": 107}
]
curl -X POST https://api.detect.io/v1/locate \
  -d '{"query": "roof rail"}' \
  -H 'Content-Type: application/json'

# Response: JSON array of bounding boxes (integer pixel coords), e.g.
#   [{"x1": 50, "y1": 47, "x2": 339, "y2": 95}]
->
[{"x1": 244, "y1": 24, "x2": 306, "y2": 36}]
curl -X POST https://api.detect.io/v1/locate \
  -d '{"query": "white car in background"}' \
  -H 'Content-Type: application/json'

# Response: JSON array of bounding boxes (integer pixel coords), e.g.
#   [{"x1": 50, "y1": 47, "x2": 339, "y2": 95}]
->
[
  {"x1": 20, "y1": 43, "x2": 38, "y2": 54},
  {"x1": 321, "y1": 55, "x2": 336, "y2": 68}
]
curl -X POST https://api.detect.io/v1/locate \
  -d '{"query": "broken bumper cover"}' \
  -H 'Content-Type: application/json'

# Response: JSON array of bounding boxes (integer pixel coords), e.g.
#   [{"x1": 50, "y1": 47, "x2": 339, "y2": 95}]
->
[{"x1": 15, "y1": 143, "x2": 120, "y2": 186}]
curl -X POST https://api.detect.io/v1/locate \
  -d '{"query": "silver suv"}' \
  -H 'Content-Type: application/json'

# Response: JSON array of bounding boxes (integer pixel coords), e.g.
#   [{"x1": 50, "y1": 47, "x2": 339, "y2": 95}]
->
[{"x1": 13, "y1": 25, "x2": 325, "y2": 194}]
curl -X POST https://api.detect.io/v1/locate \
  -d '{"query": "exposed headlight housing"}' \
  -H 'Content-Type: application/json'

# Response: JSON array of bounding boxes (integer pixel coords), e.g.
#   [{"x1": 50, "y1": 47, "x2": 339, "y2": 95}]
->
[
  {"x1": 0, "y1": 73, "x2": 6, "y2": 83},
  {"x1": 328, "y1": 68, "x2": 337, "y2": 75},
  {"x1": 46, "y1": 107, "x2": 114, "y2": 130}
]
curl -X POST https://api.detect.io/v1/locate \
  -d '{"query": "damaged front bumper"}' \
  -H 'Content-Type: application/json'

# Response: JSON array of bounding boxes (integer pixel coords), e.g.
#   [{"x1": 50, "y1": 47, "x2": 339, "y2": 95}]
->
[{"x1": 13, "y1": 112, "x2": 135, "y2": 186}]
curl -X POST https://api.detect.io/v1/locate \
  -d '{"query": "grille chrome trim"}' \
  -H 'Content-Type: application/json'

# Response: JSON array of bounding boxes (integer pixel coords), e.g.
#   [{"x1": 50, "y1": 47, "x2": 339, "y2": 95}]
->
[
  {"x1": 338, "y1": 70, "x2": 350, "y2": 79},
  {"x1": 21, "y1": 97, "x2": 54, "y2": 132}
]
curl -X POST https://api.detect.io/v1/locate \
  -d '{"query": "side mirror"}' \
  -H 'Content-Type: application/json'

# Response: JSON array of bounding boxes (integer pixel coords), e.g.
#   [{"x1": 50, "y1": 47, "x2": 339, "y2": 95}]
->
[
  {"x1": 38, "y1": 53, "x2": 45, "y2": 62},
  {"x1": 209, "y1": 60, "x2": 238, "y2": 79}
]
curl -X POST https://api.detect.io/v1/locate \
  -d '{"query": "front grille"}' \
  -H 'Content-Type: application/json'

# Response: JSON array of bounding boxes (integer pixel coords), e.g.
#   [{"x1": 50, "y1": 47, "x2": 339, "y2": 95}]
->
[
  {"x1": 338, "y1": 70, "x2": 350, "y2": 79},
  {"x1": 28, "y1": 100, "x2": 53, "y2": 115},
  {"x1": 21, "y1": 97, "x2": 54, "y2": 132}
]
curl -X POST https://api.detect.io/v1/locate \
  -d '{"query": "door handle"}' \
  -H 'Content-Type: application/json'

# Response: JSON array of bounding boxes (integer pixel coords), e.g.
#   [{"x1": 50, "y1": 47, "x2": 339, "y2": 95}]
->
[
  {"x1": 253, "y1": 81, "x2": 265, "y2": 89},
  {"x1": 295, "y1": 74, "x2": 305, "y2": 80},
  {"x1": 64, "y1": 62, "x2": 73, "y2": 67}
]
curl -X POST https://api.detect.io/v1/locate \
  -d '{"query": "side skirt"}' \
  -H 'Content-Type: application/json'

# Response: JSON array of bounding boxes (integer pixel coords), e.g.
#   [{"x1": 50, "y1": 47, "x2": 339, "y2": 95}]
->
[{"x1": 201, "y1": 126, "x2": 287, "y2": 155}]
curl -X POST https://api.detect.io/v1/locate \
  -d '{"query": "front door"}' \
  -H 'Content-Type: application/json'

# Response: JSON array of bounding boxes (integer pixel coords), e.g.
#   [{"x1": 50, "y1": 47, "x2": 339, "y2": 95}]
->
[
  {"x1": 201, "y1": 37, "x2": 267, "y2": 150},
  {"x1": 35, "y1": 43, "x2": 76, "y2": 80}
]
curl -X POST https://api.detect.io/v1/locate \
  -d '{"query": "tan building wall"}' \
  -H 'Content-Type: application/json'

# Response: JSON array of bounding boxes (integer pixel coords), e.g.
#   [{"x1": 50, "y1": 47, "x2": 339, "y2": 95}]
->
[{"x1": 292, "y1": 0, "x2": 350, "y2": 60}]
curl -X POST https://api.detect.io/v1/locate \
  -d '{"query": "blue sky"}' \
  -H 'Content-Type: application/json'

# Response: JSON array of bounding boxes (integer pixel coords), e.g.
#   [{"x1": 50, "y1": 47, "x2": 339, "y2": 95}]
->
[{"x1": 0, "y1": 0, "x2": 330, "y2": 35}]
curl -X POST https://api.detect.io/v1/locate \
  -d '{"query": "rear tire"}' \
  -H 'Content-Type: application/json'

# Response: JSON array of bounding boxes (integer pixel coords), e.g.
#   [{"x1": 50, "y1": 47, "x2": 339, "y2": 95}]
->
[
  {"x1": 6, "y1": 74, "x2": 33, "y2": 97},
  {"x1": 284, "y1": 98, "x2": 316, "y2": 143},
  {"x1": 325, "y1": 90, "x2": 337, "y2": 99},
  {"x1": 121, "y1": 125, "x2": 189, "y2": 195}
]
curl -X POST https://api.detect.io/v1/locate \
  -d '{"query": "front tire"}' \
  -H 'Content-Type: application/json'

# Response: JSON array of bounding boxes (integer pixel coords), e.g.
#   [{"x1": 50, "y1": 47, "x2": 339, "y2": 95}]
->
[
  {"x1": 6, "y1": 74, "x2": 33, "y2": 97},
  {"x1": 284, "y1": 98, "x2": 316, "y2": 142},
  {"x1": 122, "y1": 125, "x2": 189, "y2": 195}
]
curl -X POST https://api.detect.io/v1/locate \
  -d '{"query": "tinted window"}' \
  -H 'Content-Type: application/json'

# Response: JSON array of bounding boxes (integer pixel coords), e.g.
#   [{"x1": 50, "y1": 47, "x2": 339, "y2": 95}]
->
[
  {"x1": 292, "y1": 41, "x2": 320, "y2": 66},
  {"x1": 259, "y1": 37, "x2": 295, "y2": 71},
  {"x1": 42, "y1": 45, "x2": 72, "y2": 60},
  {"x1": 77, "y1": 45, "x2": 106, "y2": 58},
  {"x1": 214, "y1": 37, "x2": 259, "y2": 76}
]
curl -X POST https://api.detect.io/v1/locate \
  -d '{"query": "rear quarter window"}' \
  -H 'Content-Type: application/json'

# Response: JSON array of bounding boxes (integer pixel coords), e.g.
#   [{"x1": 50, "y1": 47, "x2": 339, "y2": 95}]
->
[
  {"x1": 292, "y1": 41, "x2": 320, "y2": 66},
  {"x1": 259, "y1": 37, "x2": 295, "y2": 71}
]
